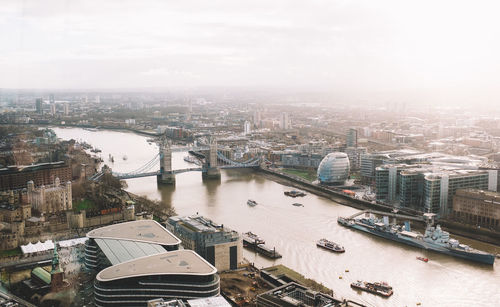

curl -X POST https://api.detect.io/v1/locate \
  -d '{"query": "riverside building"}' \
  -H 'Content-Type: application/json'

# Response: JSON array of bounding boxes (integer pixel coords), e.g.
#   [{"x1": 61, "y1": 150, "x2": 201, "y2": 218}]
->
[
  {"x1": 84, "y1": 220, "x2": 220, "y2": 306},
  {"x1": 166, "y1": 215, "x2": 242, "y2": 271}
]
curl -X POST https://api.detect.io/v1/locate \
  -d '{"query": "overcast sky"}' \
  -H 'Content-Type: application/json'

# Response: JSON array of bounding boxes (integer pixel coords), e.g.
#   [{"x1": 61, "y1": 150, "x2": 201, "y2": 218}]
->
[{"x1": 2, "y1": 0, "x2": 500, "y2": 103}]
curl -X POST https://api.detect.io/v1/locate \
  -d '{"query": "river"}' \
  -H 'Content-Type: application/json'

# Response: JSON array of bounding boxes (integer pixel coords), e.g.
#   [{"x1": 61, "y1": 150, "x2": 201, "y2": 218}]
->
[{"x1": 53, "y1": 127, "x2": 500, "y2": 307}]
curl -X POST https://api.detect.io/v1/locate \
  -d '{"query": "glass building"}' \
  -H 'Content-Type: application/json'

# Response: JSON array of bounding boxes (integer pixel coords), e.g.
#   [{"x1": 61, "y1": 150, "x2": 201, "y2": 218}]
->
[{"x1": 317, "y1": 152, "x2": 350, "y2": 185}]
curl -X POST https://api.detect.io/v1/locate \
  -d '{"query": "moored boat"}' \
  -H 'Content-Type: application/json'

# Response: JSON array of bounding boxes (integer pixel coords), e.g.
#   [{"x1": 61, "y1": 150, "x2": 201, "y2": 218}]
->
[
  {"x1": 416, "y1": 256, "x2": 428, "y2": 262},
  {"x1": 284, "y1": 190, "x2": 306, "y2": 197},
  {"x1": 242, "y1": 231, "x2": 265, "y2": 246},
  {"x1": 351, "y1": 280, "x2": 393, "y2": 297},
  {"x1": 292, "y1": 203, "x2": 303, "y2": 207},
  {"x1": 247, "y1": 199, "x2": 257, "y2": 207},
  {"x1": 337, "y1": 213, "x2": 495, "y2": 265},
  {"x1": 317, "y1": 239, "x2": 345, "y2": 253}
]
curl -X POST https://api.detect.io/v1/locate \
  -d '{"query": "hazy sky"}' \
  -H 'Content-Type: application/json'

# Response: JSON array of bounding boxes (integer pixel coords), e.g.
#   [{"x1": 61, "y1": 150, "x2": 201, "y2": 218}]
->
[{"x1": 2, "y1": 0, "x2": 500, "y2": 101}]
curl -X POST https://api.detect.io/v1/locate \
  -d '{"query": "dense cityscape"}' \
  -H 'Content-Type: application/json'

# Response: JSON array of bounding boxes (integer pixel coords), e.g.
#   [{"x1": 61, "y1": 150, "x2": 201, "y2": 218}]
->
[
  {"x1": 0, "y1": 90, "x2": 498, "y2": 306},
  {"x1": 2, "y1": 1, "x2": 500, "y2": 306}
]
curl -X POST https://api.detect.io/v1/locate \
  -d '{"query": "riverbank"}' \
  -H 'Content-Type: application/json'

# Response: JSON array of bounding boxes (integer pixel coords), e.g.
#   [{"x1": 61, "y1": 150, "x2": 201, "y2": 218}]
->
[{"x1": 258, "y1": 167, "x2": 500, "y2": 246}]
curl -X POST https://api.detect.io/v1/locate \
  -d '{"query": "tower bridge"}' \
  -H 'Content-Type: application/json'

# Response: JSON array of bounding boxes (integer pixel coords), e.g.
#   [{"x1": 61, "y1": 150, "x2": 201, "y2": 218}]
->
[{"x1": 90, "y1": 137, "x2": 262, "y2": 184}]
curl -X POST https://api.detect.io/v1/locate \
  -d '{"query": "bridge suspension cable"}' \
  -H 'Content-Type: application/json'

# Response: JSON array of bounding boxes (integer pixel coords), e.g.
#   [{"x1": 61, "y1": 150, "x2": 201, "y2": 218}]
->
[{"x1": 112, "y1": 153, "x2": 160, "y2": 177}]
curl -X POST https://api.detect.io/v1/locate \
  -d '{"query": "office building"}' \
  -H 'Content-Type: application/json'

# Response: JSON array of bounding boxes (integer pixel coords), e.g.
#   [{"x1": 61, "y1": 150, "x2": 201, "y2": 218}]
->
[
  {"x1": 279, "y1": 112, "x2": 290, "y2": 130},
  {"x1": 35, "y1": 98, "x2": 43, "y2": 114},
  {"x1": 244, "y1": 120, "x2": 251, "y2": 135},
  {"x1": 317, "y1": 152, "x2": 350, "y2": 185},
  {"x1": 423, "y1": 170, "x2": 489, "y2": 216},
  {"x1": 346, "y1": 128, "x2": 358, "y2": 147},
  {"x1": 84, "y1": 221, "x2": 219, "y2": 306},
  {"x1": 63, "y1": 102, "x2": 69, "y2": 115},
  {"x1": 84, "y1": 220, "x2": 181, "y2": 271},
  {"x1": 94, "y1": 250, "x2": 219, "y2": 307},
  {"x1": 452, "y1": 189, "x2": 500, "y2": 229},
  {"x1": 345, "y1": 147, "x2": 367, "y2": 170},
  {"x1": 166, "y1": 215, "x2": 242, "y2": 271},
  {"x1": 0, "y1": 161, "x2": 72, "y2": 191}
]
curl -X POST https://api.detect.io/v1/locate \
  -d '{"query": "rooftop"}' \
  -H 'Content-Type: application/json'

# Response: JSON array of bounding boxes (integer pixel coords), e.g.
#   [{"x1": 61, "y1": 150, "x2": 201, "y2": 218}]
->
[
  {"x1": 87, "y1": 220, "x2": 181, "y2": 246},
  {"x1": 96, "y1": 250, "x2": 217, "y2": 282},
  {"x1": 95, "y1": 238, "x2": 166, "y2": 265}
]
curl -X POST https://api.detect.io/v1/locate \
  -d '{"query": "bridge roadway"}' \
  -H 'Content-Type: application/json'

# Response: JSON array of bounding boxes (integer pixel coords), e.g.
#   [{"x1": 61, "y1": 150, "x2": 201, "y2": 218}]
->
[{"x1": 113, "y1": 165, "x2": 259, "y2": 179}]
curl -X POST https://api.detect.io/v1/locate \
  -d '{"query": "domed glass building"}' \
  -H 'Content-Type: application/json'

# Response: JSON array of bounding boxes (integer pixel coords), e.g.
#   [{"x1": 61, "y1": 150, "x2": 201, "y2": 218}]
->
[{"x1": 317, "y1": 152, "x2": 350, "y2": 185}]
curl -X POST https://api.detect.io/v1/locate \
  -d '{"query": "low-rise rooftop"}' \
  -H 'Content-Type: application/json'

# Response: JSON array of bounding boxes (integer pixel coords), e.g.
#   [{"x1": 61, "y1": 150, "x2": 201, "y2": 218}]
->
[{"x1": 87, "y1": 220, "x2": 181, "y2": 246}]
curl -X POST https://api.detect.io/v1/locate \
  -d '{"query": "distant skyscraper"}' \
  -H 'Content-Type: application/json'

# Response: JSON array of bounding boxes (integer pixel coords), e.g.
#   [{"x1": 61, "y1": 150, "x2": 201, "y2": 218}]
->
[
  {"x1": 63, "y1": 102, "x2": 69, "y2": 116},
  {"x1": 347, "y1": 128, "x2": 358, "y2": 147},
  {"x1": 280, "y1": 112, "x2": 290, "y2": 130},
  {"x1": 253, "y1": 110, "x2": 261, "y2": 127},
  {"x1": 95, "y1": 95, "x2": 100, "y2": 104},
  {"x1": 35, "y1": 98, "x2": 43, "y2": 114},
  {"x1": 50, "y1": 103, "x2": 56, "y2": 116},
  {"x1": 244, "y1": 120, "x2": 251, "y2": 135},
  {"x1": 49, "y1": 94, "x2": 55, "y2": 104}
]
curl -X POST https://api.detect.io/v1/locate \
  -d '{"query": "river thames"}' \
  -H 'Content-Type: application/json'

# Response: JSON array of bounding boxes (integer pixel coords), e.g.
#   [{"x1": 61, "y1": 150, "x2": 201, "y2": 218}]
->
[{"x1": 53, "y1": 127, "x2": 500, "y2": 307}]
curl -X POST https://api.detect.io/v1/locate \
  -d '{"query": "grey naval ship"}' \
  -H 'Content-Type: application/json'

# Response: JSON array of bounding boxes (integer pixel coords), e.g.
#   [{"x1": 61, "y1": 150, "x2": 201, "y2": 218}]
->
[{"x1": 338, "y1": 213, "x2": 495, "y2": 265}]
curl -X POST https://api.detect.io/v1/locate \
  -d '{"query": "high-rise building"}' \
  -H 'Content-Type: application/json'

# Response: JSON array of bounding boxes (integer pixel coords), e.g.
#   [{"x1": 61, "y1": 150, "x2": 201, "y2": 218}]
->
[
  {"x1": 35, "y1": 98, "x2": 43, "y2": 114},
  {"x1": 95, "y1": 95, "x2": 100, "y2": 103},
  {"x1": 279, "y1": 112, "x2": 290, "y2": 130},
  {"x1": 49, "y1": 94, "x2": 55, "y2": 104},
  {"x1": 244, "y1": 120, "x2": 251, "y2": 135},
  {"x1": 347, "y1": 128, "x2": 358, "y2": 147},
  {"x1": 50, "y1": 103, "x2": 56, "y2": 116},
  {"x1": 63, "y1": 102, "x2": 69, "y2": 115},
  {"x1": 253, "y1": 110, "x2": 261, "y2": 127}
]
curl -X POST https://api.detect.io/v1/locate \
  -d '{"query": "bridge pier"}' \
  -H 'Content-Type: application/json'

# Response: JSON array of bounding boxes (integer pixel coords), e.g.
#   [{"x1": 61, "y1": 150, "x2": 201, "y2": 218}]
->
[
  {"x1": 157, "y1": 172, "x2": 176, "y2": 185},
  {"x1": 202, "y1": 168, "x2": 221, "y2": 180}
]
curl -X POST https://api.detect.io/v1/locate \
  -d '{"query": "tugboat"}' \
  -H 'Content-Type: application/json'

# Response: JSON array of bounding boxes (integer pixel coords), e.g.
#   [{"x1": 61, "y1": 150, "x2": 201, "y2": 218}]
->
[
  {"x1": 350, "y1": 280, "x2": 393, "y2": 297},
  {"x1": 316, "y1": 239, "x2": 345, "y2": 253},
  {"x1": 416, "y1": 256, "x2": 429, "y2": 262},
  {"x1": 247, "y1": 199, "x2": 257, "y2": 207},
  {"x1": 284, "y1": 190, "x2": 306, "y2": 197}
]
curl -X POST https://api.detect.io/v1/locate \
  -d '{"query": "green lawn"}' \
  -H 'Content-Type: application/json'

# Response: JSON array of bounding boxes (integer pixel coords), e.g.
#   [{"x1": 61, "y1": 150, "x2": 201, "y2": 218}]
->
[
  {"x1": 73, "y1": 199, "x2": 95, "y2": 212},
  {"x1": 281, "y1": 168, "x2": 317, "y2": 182}
]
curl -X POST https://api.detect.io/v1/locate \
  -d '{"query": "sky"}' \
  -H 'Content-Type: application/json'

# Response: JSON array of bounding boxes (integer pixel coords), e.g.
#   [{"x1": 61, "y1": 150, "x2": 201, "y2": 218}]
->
[{"x1": 1, "y1": 0, "x2": 500, "y2": 104}]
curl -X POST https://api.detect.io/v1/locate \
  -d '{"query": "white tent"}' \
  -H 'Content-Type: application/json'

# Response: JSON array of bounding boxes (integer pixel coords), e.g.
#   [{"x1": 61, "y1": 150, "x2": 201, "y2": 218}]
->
[
  {"x1": 20, "y1": 240, "x2": 55, "y2": 254},
  {"x1": 59, "y1": 237, "x2": 88, "y2": 248}
]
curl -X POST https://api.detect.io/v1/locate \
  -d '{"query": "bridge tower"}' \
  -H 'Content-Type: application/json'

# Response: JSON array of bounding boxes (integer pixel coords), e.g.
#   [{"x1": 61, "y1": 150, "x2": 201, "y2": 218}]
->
[
  {"x1": 202, "y1": 137, "x2": 221, "y2": 179},
  {"x1": 157, "y1": 138, "x2": 176, "y2": 185}
]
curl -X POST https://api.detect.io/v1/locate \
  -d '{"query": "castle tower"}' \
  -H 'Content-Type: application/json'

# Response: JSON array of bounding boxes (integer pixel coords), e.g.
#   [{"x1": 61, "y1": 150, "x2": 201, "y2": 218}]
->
[
  {"x1": 157, "y1": 137, "x2": 175, "y2": 185},
  {"x1": 50, "y1": 241, "x2": 64, "y2": 291}
]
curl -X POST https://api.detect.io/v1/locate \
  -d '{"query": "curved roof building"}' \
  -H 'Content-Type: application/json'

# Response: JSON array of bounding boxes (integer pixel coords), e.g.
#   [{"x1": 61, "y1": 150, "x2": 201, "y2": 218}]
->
[
  {"x1": 85, "y1": 220, "x2": 181, "y2": 271},
  {"x1": 85, "y1": 220, "x2": 219, "y2": 306},
  {"x1": 94, "y1": 250, "x2": 219, "y2": 307},
  {"x1": 317, "y1": 152, "x2": 350, "y2": 185}
]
